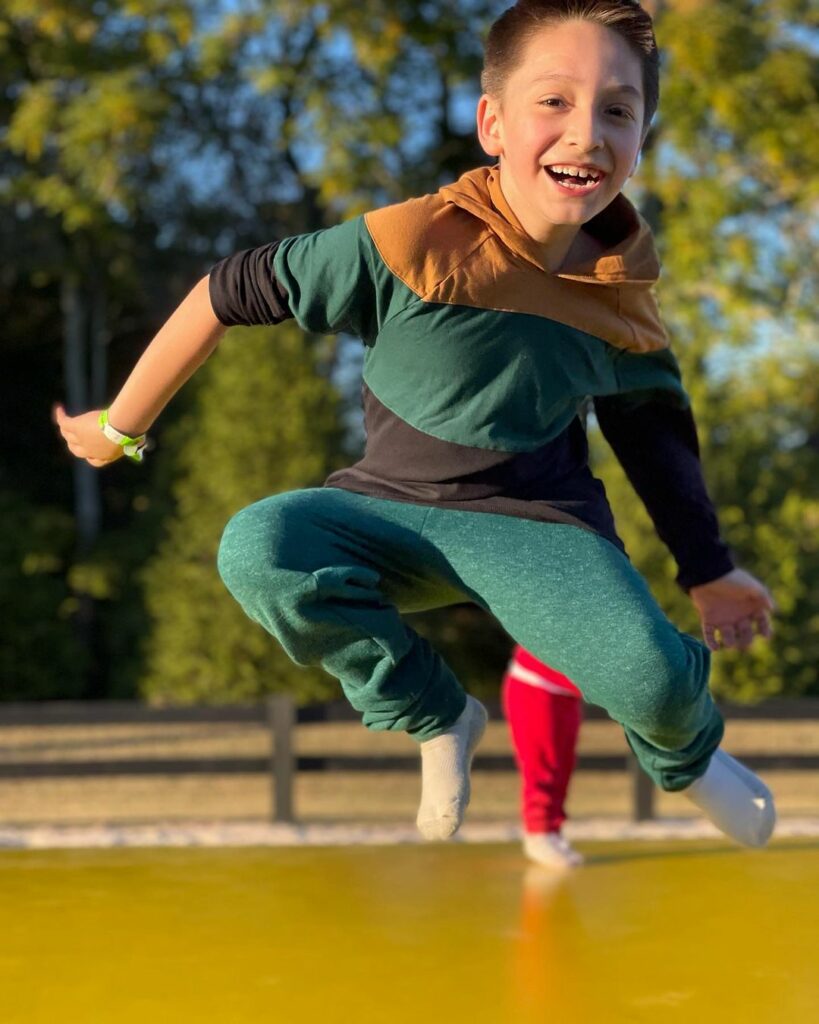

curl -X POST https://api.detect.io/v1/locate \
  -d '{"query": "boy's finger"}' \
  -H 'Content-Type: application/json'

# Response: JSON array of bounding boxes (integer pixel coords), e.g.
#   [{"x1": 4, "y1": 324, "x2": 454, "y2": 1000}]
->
[
  {"x1": 755, "y1": 612, "x2": 772, "y2": 639},
  {"x1": 735, "y1": 619, "x2": 755, "y2": 649},
  {"x1": 748, "y1": 581, "x2": 776, "y2": 612},
  {"x1": 702, "y1": 625, "x2": 721, "y2": 651}
]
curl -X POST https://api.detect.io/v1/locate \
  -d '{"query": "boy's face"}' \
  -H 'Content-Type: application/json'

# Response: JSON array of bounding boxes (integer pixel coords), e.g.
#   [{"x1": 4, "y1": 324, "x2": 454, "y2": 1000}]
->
[{"x1": 477, "y1": 20, "x2": 646, "y2": 243}]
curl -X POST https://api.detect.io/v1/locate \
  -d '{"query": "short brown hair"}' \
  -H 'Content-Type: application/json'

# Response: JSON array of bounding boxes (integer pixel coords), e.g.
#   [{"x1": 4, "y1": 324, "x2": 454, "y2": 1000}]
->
[{"x1": 482, "y1": 0, "x2": 660, "y2": 130}]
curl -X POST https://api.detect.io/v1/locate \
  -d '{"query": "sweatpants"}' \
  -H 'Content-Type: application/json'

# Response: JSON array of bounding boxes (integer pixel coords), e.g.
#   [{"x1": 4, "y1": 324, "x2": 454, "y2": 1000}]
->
[
  {"x1": 503, "y1": 647, "x2": 582, "y2": 833},
  {"x1": 217, "y1": 487, "x2": 724, "y2": 791}
]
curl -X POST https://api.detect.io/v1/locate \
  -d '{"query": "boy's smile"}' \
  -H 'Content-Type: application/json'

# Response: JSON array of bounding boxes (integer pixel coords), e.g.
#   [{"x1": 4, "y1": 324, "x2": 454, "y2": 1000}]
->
[
  {"x1": 477, "y1": 19, "x2": 646, "y2": 270},
  {"x1": 543, "y1": 163, "x2": 606, "y2": 193}
]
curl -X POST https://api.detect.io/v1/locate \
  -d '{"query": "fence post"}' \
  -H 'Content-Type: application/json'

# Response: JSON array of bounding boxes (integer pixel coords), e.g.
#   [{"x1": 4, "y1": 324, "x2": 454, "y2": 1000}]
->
[
  {"x1": 267, "y1": 695, "x2": 295, "y2": 823},
  {"x1": 629, "y1": 752, "x2": 655, "y2": 821}
]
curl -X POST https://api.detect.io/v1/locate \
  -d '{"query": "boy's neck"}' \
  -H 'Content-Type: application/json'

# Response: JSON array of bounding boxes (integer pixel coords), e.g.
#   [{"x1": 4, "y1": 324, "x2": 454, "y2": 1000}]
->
[
  {"x1": 519, "y1": 212, "x2": 606, "y2": 274},
  {"x1": 497, "y1": 163, "x2": 601, "y2": 273},
  {"x1": 559, "y1": 228, "x2": 608, "y2": 271},
  {"x1": 532, "y1": 225, "x2": 585, "y2": 273}
]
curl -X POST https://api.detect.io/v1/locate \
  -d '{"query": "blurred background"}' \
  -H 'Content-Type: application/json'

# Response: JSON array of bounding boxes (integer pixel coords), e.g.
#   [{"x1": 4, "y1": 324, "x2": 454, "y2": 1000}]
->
[{"x1": 1, "y1": 0, "x2": 817, "y2": 717}]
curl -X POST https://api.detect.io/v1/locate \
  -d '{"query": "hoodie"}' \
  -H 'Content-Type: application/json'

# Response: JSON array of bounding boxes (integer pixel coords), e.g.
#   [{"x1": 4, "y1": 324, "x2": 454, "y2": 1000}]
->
[{"x1": 209, "y1": 165, "x2": 733, "y2": 588}]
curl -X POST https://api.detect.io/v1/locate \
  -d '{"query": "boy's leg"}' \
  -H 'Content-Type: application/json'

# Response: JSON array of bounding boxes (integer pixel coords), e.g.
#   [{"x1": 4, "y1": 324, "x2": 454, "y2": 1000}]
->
[
  {"x1": 218, "y1": 488, "x2": 465, "y2": 736},
  {"x1": 422, "y1": 510, "x2": 774, "y2": 845},
  {"x1": 425, "y1": 510, "x2": 721, "y2": 789},
  {"x1": 217, "y1": 487, "x2": 486, "y2": 838}
]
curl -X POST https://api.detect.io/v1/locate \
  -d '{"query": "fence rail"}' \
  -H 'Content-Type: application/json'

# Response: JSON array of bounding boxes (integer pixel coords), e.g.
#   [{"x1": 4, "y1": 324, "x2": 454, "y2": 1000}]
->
[{"x1": 2, "y1": 697, "x2": 819, "y2": 823}]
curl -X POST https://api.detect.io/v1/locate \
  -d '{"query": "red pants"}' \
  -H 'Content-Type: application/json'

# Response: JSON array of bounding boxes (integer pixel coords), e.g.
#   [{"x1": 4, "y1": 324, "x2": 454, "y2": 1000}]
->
[{"x1": 502, "y1": 646, "x2": 582, "y2": 834}]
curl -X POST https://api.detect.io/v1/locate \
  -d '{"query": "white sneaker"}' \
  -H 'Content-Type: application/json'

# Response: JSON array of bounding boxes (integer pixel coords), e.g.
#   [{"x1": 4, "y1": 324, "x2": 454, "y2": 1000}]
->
[
  {"x1": 523, "y1": 831, "x2": 584, "y2": 869},
  {"x1": 684, "y1": 748, "x2": 776, "y2": 847}
]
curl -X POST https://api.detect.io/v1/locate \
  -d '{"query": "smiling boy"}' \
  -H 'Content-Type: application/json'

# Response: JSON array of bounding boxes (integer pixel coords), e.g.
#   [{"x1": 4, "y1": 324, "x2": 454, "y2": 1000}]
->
[
  {"x1": 479, "y1": 16, "x2": 647, "y2": 270},
  {"x1": 56, "y1": 1, "x2": 775, "y2": 848}
]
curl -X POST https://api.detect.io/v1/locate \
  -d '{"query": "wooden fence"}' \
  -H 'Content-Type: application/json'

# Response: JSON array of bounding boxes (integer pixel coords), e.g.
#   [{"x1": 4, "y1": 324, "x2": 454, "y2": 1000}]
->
[{"x1": 1, "y1": 697, "x2": 818, "y2": 824}]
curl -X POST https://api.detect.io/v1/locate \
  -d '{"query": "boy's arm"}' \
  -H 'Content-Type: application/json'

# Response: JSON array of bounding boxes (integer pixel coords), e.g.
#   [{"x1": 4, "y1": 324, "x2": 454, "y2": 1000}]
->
[
  {"x1": 55, "y1": 218, "x2": 379, "y2": 466},
  {"x1": 594, "y1": 395, "x2": 774, "y2": 650},
  {"x1": 594, "y1": 396, "x2": 733, "y2": 589},
  {"x1": 55, "y1": 276, "x2": 226, "y2": 466}
]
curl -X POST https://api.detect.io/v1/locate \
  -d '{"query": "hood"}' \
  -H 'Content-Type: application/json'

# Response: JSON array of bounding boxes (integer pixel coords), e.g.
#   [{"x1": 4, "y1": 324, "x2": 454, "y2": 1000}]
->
[{"x1": 439, "y1": 165, "x2": 660, "y2": 287}]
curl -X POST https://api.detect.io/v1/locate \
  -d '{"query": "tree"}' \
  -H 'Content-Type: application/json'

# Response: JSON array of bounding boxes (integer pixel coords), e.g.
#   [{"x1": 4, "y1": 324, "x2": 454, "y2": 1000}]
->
[
  {"x1": 591, "y1": 0, "x2": 819, "y2": 698},
  {"x1": 136, "y1": 0, "x2": 510, "y2": 702},
  {"x1": 0, "y1": 0, "x2": 215, "y2": 696},
  {"x1": 140, "y1": 324, "x2": 345, "y2": 703},
  {"x1": 0, "y1": 485, "x2": 88, "y2": 698},
  {"x1": 3, "y1": 0, "x2": 815, "y2": 703}
]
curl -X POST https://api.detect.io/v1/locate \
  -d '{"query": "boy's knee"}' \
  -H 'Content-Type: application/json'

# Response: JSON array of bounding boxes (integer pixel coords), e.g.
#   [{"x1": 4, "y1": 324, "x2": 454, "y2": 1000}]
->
[
  {"x1": 625, "y1": 643, "x2": 707, "y2": 750},
  {"x1": 217, "y1": 496, "x2": 300, "y2": 600},
  {"x1": 218, "y1": 503, "x2": 264, "y2": 595}
]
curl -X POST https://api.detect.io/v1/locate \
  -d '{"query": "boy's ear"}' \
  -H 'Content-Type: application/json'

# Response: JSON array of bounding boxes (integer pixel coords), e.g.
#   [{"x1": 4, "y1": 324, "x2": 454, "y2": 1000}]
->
[{"x1": 476, "y1": 94, "x2": 504, "y2": 158}]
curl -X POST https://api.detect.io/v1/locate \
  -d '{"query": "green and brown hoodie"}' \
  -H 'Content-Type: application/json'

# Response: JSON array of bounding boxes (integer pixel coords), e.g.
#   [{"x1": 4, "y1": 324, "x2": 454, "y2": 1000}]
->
[{"x1": 210, "y1": 165, "x2": 733, "y2": 589}]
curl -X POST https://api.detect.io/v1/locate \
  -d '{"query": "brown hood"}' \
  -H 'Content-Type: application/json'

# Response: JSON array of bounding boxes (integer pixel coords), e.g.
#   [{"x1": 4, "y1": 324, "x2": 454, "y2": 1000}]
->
[
  {"x1": 439, "y1": 164, "x2": 661, "y2": 287},
  {"x1": 364, "y1": 162, "x2": 669, "y2": 353}
]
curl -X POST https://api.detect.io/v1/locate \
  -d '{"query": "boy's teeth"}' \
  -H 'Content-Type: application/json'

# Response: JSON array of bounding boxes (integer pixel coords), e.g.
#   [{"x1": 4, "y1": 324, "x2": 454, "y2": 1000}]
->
[
  {"x1": 552, "y1": 165, "x2": 596, "y2": 176},
  {"x1": 547, "y1": 164, "x2": 601, "y2": 182}
]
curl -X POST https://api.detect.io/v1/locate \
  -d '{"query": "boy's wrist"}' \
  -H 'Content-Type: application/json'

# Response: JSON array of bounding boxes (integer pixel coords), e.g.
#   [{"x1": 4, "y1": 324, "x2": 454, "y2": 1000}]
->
[{"x1": 98, "y1": 410, "x2": 149, "y2": 462}]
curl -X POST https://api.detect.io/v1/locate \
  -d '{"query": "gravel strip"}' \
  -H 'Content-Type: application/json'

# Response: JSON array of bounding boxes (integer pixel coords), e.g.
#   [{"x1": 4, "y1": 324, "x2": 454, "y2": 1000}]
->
[{"x1": 1, "y1": 817, "x2": 818, "y2": 850}]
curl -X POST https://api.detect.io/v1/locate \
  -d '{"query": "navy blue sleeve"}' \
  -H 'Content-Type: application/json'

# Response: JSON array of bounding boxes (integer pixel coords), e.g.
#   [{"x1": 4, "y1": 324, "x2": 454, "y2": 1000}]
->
[
  {"x1": 594, "y1": 395, "x2": 735, "y2": 590},
  {"x1": 208, "y1": 242, "x2": 293, "y2": 327}
]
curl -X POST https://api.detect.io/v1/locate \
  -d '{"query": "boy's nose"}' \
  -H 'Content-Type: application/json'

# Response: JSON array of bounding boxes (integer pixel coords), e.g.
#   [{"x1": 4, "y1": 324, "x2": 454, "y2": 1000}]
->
[{"x1": 563, "y1": 109, "x2": 604, "y2": 153}]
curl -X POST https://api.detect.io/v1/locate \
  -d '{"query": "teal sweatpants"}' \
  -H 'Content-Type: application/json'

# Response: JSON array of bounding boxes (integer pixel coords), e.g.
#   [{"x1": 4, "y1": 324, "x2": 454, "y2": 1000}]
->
[{"x1": 217, "y1": 488, "x2": 723, "y2": 790}]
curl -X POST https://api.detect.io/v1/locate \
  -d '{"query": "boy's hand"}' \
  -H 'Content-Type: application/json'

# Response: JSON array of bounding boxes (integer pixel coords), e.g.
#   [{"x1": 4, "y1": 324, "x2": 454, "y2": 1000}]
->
[
  {"x1": 53, "y1": 404, "x2": 123, "y2": 467},
  {"x1": 689, "y1": 568, "x2": 774, "y2": 652}
]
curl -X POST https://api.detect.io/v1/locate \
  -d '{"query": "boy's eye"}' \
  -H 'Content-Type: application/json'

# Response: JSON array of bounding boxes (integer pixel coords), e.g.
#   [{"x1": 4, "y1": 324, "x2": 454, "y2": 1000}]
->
[
  {"x1": 538, "y1": 97, "x2": 565, "y2": 108},
  {"x1": 608, "y1": 105, "x2": 633, "y2": 120}
]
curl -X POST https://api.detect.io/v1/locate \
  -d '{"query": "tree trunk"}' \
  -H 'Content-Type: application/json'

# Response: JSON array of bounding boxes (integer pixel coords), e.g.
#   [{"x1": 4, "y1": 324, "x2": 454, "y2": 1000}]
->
[
  {"x1": 62, "y1": 268, "x2": 106, "y2": 696},
  {"x1": 61, "y1": 271, "x2": 102, "y2": 555},
  {"x1": 90, "y1": 269, "x2": 108, "y2": 409}
]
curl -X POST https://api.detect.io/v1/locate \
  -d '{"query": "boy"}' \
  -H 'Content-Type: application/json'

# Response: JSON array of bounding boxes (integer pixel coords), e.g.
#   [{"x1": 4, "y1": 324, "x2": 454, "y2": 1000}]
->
[{"x1": 56, "y1": 1, "x2": 775, "y2": 847}]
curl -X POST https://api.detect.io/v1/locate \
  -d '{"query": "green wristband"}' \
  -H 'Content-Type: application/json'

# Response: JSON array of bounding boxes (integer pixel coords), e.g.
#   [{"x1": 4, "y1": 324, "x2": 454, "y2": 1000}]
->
[{"x1": 98, "y1": 410, "x2": 148, "y2": 463}]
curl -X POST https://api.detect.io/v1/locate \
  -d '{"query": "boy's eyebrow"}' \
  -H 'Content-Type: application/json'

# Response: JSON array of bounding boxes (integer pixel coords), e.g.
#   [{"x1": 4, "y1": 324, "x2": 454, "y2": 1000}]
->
[{"x1": 529, "y1": 71, "x2": 641, "y2": 96}]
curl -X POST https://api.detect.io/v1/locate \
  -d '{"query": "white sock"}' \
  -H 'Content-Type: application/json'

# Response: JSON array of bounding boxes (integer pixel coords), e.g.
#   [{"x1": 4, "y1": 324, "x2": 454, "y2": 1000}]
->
[
  {"x1": 684, "y1": 748, "x2": 776, "y2": 847},
  {"x1": 416, "y1": 695, "x2": 488, "y2": 841},
  {"x1": 523, "y1": 831, "x2": 584, "y2": 869}
]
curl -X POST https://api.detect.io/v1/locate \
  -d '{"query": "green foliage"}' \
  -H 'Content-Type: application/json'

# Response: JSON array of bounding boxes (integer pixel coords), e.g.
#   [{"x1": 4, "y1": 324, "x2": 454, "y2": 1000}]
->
[
  {"x1": 0, "y1": 0, "x2": 497, "y2": 703},
  {"x1": 645, "y1": 0, "x2": 817, "y2": 346},
  {"x1": 409, "y1": 605, "x2": 513, "y2": 700},
  {"x1": 603, "y1": 0, "x2": 819, "y2": 698},
  {"x1": 140, "y1": 324, "x2": 345, "y2": 704},
  {"x1": 704, "y1": 350, "x2": 819, "y2": 698},
  {"x1": 0, "y1": 489, "x2": 88, "y2": 699},
  {"x1": 1, "y1": 1, "x2": 193, "y2": 233},
  {"x1": 591, "y1": 346, "x2": 819, "y2": 700},
  {"x1": 2, "y1": 0, "x2": 816, "y2": 706}
]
